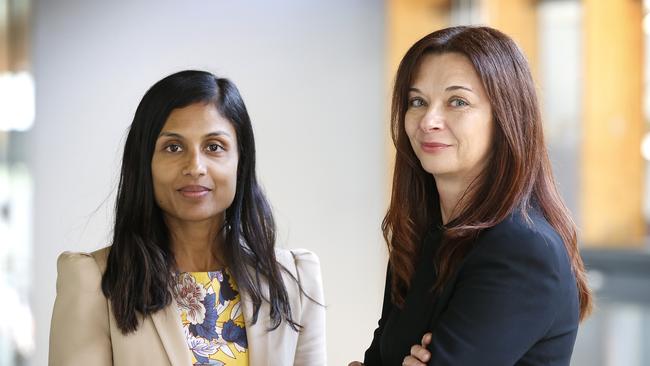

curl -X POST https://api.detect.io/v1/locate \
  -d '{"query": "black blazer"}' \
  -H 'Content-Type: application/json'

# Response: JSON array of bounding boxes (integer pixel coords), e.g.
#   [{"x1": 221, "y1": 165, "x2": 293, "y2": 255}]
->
[{"x1": 363, "y1": 208, "x2": 580, "y2": 366}]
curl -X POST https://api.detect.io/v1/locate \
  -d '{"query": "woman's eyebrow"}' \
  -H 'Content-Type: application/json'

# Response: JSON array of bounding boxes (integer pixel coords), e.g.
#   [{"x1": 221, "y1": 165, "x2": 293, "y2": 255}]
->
[
  {"x1": 158, "y1": 131, "x2": 183, "y2": 139},
  {"x1": 408, "y1": 87, "x2": 423, "y2": 94},
  {"x1": 158, "y1": 131, "x2": 232, "y2": 138},
  {"x1": 408, "y1": 85, "x2": 475, "y2": 94},
  {"x1": 205, "y1": 131, "x2": 232, "y2": 138},
  {"x1": 445, "y1": 85, "x2": 475, "y2": 94}
]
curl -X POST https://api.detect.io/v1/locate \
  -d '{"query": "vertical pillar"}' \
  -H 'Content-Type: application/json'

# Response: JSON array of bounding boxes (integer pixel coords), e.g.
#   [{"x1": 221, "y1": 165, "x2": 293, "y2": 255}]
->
[{"x1": 581, "y1": 0, "x2": 644, "y2": 246}]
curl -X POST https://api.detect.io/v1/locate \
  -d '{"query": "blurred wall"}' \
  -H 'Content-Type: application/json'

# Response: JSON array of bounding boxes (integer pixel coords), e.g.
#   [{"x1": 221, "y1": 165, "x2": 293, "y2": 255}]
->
[{"x1": 28, "y1": 0, "x2": 387, "y2": 365}]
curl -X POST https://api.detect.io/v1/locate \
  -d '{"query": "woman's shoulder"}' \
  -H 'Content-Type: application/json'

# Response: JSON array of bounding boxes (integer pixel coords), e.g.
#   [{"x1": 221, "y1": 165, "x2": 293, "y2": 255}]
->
[
  {"x1": 275, "y1": 247, "x2": 324, "y2": 302},
  {"x1": 481, "y1": 209, "x2": 563, "y2": 251},
  {"x1": 275, "y1": 247, "x2": 322, "y2": 272},
  {"x1": 472, "y1": 209, "x2": 568, "y2": 273},
  {"x1": 55, "y1": 246, "x2": 111, "y2": 293}
]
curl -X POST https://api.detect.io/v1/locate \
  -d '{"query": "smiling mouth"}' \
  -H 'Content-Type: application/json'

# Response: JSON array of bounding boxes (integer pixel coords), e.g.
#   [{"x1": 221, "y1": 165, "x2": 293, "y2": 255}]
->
[
  {"x1": 178, "y1": 185, "x2": 212, "y2": 198},
  {"x1": 421, "y1": 142, "x2": 451, "y2": 152}
]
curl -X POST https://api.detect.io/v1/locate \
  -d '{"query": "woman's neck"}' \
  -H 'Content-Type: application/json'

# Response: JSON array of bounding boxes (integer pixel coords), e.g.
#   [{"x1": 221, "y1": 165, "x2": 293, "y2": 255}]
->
[
  {"x1": 434, "y1": 174, "x2": 472, "y2": 225},
  {"x1": 166, "y1": 217, "x2": 225, "y2": 272}
]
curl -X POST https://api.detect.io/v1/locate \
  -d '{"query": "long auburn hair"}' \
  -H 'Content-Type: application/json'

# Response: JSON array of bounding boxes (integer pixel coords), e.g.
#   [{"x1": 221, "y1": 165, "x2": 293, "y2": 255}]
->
[
  {"x1": 383, "y1": 26, "x2": 592, "y2": 321},
  {"x1": 102, "y1": 70, "x2": 300, "y2": 333}
]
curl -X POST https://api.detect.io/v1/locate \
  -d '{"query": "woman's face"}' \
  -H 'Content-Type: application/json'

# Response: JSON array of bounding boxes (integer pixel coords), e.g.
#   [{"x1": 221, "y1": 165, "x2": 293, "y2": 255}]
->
[
  {"x1": 404, "y1": 52, "x2": 494, "y2": 182},
  {"x1": 151, "y1": 102, "x2": 238, "y2": 226}
]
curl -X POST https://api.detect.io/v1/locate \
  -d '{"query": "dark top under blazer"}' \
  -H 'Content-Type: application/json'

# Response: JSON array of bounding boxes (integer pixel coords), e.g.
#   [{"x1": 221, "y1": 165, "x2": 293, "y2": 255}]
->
[{"x1": 363, "y1": 208, "x2": 580, "y2": 366}]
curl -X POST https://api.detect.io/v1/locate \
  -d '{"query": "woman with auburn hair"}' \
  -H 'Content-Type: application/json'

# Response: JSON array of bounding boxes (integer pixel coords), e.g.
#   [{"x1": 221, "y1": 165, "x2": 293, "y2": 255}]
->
[
  {"x1": 349, "y1": 26, "x2": 592, "y2": 366},
  {"x1": 49, "y1": 70, "x2": 326, "y2": 366}
]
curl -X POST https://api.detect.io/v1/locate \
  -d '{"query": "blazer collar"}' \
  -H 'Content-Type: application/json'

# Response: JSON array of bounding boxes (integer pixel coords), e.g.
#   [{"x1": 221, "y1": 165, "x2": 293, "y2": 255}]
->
[
  {"x1": 151, "y1": 297, "x2": 194, "y2": 366},
  {"x1": 93, "y1": 248, "x2": 192, "y2": 365},
  {"x1": 240, "y1": 288, "x2": 271, "y2": 366}
]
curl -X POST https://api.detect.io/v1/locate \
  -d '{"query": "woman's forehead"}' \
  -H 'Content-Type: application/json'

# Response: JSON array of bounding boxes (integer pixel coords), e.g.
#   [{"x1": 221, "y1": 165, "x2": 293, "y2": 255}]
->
[{"x1": 160, "y1": 103, "x2": 235, "y2": 139}]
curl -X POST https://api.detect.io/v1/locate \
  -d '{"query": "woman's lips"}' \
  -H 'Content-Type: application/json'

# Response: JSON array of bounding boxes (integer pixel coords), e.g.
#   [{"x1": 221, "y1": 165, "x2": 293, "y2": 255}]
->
[
  {"x1": 421, "y1": 142, "x2": 451, "y2": 153},
  {"x1": 178, "y1": 185, "x2": 211, "y2": 198}
]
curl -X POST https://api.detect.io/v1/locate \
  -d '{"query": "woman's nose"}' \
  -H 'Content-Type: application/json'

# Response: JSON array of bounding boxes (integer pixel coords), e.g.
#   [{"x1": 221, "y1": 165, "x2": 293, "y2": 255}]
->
[
  {"x1": 420, "y1": 106, "x2": 446, "y2": 132},
  {"x1": 181, "y1": 149, "x2": 207, "y2": 177}
]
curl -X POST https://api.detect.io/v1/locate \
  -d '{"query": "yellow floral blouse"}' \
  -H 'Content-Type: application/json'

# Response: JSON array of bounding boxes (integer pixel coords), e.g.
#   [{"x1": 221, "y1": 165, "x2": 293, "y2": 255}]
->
[{"x1": 173, "y1": 269, "x2": 249, "y2": 366}]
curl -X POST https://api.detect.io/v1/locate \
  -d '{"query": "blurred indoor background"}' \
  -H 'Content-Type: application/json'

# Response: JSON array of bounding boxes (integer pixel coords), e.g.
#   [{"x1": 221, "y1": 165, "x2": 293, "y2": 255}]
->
[{"x1": 0, "y1": 0, "x2": 648, "y2": 365}]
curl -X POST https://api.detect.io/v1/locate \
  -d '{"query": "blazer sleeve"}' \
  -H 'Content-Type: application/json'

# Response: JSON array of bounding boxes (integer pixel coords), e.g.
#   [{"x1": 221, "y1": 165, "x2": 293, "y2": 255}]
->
[
  {"x1": 291, "y1": 249, "x2": 327, "y2": 366},
  {"x1": 363, "y1": 264, "x2": 392, "y2": 366},
  {"x1": 49, "y1": 252, "x2": 113, "y2": 366},
  {"x1": 426, "y1": 228, "x2": 563, "y2": 366}
]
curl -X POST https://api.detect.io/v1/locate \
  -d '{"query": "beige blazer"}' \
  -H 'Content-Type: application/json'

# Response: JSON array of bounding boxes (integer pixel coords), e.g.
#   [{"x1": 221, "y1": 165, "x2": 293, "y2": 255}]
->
[{"x1": 49, "y1": 247, "x2": 326, "y2": 366}]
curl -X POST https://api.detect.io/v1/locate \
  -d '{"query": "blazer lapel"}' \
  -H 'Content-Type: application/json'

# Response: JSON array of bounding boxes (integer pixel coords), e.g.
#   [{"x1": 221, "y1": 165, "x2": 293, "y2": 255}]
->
[
  {"x1": 151, "y1": 297, "x2": 193, "y2": 366},
  {"x1": 240, "y1": 277, "x2": 270, "y2": 366}
]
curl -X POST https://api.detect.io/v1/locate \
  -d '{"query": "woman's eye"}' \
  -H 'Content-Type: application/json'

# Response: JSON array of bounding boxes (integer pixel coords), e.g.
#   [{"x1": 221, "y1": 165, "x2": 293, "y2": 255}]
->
[
  {"x1": 450, "y1": 98, "x2": 469, "y2": 107},
  {"x1": 408, "y1": 97, "x2": 425, "y2": 108},
  {"x1": 206, "y1": 143, "x2": 224, "y2": 153},
  {"x1": 165, "y1": 144, "x2": 182, "y2": 153}
]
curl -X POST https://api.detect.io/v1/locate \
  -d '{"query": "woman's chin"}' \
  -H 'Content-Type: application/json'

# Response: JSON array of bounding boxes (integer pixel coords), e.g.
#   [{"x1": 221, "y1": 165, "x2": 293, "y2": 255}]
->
[
  {"x1": 420, "y1": 163, "x2": 455, "y2": 177},
  {"x1": 165, "y1": 210, "x2": 225, "y2": 225}
]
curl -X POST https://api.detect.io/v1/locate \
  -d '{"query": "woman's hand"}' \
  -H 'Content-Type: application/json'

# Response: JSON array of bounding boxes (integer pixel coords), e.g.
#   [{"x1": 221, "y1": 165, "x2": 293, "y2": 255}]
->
[
  {"x1": 402, "y1": 332, "x2": 432, "y2": 366},
  {"x1": 348, "y1": 362, "x2": 364, "y2": 366}
]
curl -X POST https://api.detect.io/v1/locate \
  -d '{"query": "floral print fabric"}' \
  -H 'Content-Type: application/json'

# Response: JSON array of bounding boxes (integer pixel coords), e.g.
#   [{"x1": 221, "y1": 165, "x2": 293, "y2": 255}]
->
[{"x1": 174, "y1": 270, "x2": 248, "y2": 366}]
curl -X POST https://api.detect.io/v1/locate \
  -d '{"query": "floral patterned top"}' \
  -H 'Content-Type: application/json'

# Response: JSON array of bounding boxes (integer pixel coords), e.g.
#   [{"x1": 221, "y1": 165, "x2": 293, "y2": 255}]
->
[{"x1": 173, "y1": 269, "x2": 249, "y2": 366}]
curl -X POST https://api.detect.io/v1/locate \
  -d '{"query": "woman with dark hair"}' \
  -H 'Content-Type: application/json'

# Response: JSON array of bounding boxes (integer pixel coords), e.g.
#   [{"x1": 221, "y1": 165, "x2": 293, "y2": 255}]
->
[
  {"x1": 349, "y1": 26, "x2": 592, "y2": 366},
  {"x1": 49, "y1": 70, "x2": 326, "y2": 366}
]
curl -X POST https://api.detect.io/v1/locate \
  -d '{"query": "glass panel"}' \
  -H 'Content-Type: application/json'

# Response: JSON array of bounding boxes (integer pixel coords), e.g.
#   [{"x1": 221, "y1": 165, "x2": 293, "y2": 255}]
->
[{"x1": 0, "y1": 0, "x2": 34, "y2": 364}]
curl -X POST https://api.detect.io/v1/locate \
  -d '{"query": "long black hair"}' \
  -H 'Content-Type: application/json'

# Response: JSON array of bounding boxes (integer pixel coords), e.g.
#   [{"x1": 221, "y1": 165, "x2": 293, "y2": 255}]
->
[{"x1": 102, "y1": 70, "x2": 299, "y2": 333}]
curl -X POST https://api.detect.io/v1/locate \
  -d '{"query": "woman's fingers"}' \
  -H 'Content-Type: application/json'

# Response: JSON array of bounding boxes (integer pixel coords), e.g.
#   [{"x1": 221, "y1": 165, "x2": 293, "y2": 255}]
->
[
  {"x1": 421, "y1": 332, "x2": 432, "y2": 346},
  {"x1": 402, "y1": 354, "x2": 427, "y2": 366},
  {"x1": 403, "y1": 332, "x2": 434, "y2": 365},
  {"x1": 412, "y1": 344, "x2": 432, "y2": 362}
]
